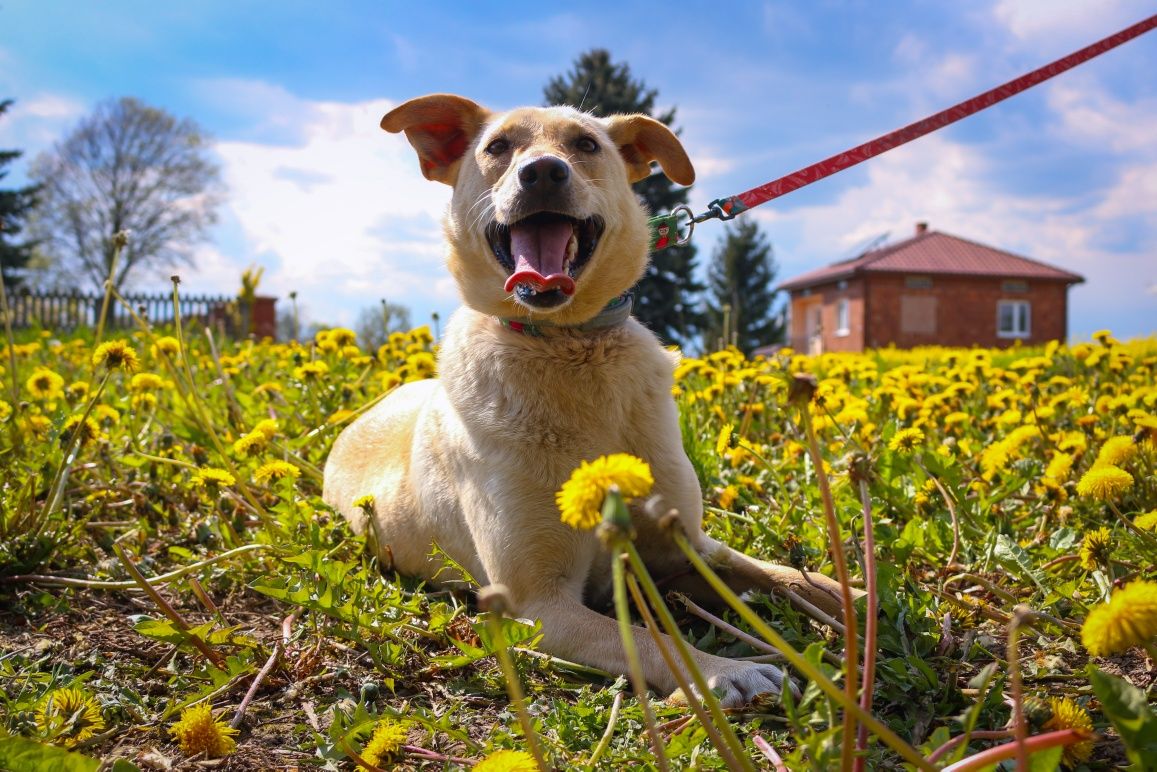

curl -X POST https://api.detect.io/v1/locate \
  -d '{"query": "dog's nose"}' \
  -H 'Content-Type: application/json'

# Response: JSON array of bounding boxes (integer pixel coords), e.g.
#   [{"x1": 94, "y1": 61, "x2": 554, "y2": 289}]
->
[{"x1": 517, "y1": 155, "x2": 570, "y2": 189}]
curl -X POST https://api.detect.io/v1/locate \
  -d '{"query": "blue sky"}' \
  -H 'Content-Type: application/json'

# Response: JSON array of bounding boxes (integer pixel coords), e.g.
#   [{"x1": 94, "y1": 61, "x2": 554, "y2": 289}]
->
[{"x1": 2, "y1": 1, "x2": 1155, "y2": 341}]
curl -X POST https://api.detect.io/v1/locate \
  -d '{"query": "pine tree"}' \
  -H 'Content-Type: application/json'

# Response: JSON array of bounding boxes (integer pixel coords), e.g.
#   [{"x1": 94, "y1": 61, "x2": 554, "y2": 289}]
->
[
  {"x1": 705, "y1": 219, "x2": 784, "y2": 355},
  {"x1": 0, "y1": 100, "x2": 40, "y2": 288},
  {"x1": 544, "y1": 50, "x2": 704, "y2": 346}
]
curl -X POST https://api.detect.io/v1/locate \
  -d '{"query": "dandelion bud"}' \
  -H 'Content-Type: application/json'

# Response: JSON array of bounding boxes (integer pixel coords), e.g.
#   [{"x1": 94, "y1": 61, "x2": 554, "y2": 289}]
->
[
  {"x1": 787, "y1": 373, "x2": 818, "y2": 406},
  {"x1": 478, "y1": 583, "x2": 513, "y2": 615}
]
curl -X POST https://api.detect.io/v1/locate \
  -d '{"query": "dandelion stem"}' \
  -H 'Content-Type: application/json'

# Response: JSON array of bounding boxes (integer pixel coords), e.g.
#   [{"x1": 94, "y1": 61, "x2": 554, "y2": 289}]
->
[
  {"x1": 940, "y1": 729, "x2": 1093, "y2": 772},
  {"x1": 0, "y1": 263, "x2": 21, "y2": 442},
  {"x1": 1007, "y1": 605, "x2": 1036, "y2": 771},
  {"x1": 610, "y1": 546, "x2": 670, "y2": 772},
  {"x1": 478, "y1": 591, "x2": 549, "y2": 771},
  {"x1": 853, "y1": 478, "x2": 880, "y2": 772},
  {"x1": 799, "y1": 405, "x2": 859, "y2": 771},
  {"x1": 42, "y1": 371, "x2": 111, "y2": 520},
  {"x1": 113, "y1": 542, "x2": 226, "y2": 668},
  {"x1": 587, "y1": 687, "x2": 624, "y2": 767},
  {"x1": 93, "y1": 231, "x2": 127, "y2": 353},
  {"x1": 0, "y1": 543, "x2": 273, "y2": 589},
  {"x1": 668, "y1": 526, "x2": 934, "y2": 771},
  {"x1": 624, "y1": 572, "x2": 751, "y2": 772}
]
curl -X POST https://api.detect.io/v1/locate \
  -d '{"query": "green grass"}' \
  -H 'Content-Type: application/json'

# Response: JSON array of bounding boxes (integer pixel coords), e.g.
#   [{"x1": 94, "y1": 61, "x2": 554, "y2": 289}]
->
[{"x1": 1, "y1": 319, "x2": 1155, "y2": 770}]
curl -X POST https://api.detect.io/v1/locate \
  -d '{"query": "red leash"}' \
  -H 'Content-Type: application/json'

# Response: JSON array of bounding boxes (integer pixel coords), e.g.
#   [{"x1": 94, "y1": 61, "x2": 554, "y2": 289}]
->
[{"x1": 651, "y1": 13, "x2": 1157, "y2": 250}]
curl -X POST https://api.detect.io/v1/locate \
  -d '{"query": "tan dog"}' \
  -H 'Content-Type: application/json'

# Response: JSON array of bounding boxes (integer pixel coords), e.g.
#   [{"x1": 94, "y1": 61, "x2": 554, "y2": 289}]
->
[{"x1": 323, "y1": 94, "x2": 847, "y2": 707}]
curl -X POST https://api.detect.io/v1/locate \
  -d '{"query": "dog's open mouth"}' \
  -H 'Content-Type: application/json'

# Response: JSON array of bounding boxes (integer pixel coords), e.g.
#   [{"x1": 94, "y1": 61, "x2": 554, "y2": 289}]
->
[{"x1": 487, "y1": 213, "x2": 604, "y2": 309}]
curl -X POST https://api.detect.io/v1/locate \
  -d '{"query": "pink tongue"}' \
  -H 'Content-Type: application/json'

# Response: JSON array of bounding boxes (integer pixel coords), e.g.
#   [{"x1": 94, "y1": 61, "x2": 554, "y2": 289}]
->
[{"x1": 503, "y1": 220, "x2": 576, "y2": 296}]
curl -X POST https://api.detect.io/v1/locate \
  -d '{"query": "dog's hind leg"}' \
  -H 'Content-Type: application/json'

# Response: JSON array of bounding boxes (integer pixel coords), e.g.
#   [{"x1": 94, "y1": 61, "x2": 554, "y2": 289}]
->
[{"x1": 670, "y1": 534, "x2": 863, "y2": 623}]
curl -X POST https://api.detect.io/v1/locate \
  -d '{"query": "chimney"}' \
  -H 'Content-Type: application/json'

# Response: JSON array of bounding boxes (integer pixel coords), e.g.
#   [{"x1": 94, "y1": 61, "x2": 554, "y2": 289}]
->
[{"x1": 915, "y1": 221, "x2": 929, "y2": 236}]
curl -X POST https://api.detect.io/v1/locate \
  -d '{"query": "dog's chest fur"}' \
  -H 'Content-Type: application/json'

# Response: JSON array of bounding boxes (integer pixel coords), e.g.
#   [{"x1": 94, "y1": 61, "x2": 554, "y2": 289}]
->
[{"x1": 439, "y1": 308, "x2": 670, "y2": 460}]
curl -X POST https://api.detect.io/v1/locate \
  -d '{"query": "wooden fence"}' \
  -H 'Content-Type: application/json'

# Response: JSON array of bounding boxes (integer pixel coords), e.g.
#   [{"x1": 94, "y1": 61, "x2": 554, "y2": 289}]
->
[{"x1": 2, "y1": 291, "x2": 278, "y2": 338}]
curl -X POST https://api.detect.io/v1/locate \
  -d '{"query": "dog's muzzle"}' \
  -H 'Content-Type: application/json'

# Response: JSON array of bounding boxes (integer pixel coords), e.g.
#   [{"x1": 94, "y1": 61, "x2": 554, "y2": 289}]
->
[{"x1": 487, "y1": 213, "x2": 604, "y2": 309}]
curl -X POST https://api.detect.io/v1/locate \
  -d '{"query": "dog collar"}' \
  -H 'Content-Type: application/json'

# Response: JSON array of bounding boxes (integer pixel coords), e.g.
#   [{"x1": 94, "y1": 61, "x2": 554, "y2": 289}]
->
[{"x1": 497, "y1": 293, "x2": 633, "y2": 337}]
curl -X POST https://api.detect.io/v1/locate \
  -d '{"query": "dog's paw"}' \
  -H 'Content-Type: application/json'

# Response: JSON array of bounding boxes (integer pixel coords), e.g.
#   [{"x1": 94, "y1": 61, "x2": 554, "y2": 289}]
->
[{"x1": 668, "y1": 661, "x2": 795, "y2": 709}]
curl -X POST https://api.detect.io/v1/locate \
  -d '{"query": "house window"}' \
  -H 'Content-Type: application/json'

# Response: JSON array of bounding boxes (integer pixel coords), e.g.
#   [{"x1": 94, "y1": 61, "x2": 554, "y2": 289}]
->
[
  {"x1": 835, "y1": 298, "x2": 850, "y2": 336},
  {"x1": 905, "y1": 276, "x2": 933, "y2": 289},
  {"x1": 997, "y1": 300, "x2": 1031, "y2": 338},
  {"x1": 900, "y1": 296, "x2": 938, "y2": 334}
]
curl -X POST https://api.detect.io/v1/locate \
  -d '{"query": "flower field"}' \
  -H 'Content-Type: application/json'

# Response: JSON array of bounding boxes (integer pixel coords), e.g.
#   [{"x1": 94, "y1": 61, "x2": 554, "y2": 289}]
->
[{"x1": 1, "y1": 313, "x2": 1155, "y2": 770}]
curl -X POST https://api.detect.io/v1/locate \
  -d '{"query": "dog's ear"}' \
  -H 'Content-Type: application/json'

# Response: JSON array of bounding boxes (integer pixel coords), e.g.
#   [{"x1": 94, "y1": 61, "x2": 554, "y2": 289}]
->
[
  {"x1": 604, "y1": 115, "x2": 695, "y2": 186},
  {"x1": 381, "y1": 95, "x2": 490, "y2": 185}
]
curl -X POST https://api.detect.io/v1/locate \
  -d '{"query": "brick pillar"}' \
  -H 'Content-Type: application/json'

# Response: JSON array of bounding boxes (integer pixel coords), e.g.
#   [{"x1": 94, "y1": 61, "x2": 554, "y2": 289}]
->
[{"x1": 251, "y1": 296, "x2": 278, "y2": 339}]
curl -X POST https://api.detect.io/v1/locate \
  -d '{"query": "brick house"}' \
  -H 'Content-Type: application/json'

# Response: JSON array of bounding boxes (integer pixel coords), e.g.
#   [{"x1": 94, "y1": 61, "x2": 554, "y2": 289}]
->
[{"x1": 776, "y1": 223, "x2": 1085, "y2": 353}]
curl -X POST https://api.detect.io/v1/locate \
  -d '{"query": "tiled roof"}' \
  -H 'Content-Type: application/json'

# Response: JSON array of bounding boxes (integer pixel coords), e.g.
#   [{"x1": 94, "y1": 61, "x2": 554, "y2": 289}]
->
[{"x1": 777, "y1": 229, "x2": 1085, "y2": 291}]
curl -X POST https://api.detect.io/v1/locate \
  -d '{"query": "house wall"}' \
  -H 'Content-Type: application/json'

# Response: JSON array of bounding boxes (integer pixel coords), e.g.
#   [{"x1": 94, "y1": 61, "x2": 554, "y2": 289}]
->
[
  {"x1": 863, "y1": 274, "x2": 1070, "y2": 349},
  {"x1": 787, "y1": 279, "x2": 865, "y2": 353}
]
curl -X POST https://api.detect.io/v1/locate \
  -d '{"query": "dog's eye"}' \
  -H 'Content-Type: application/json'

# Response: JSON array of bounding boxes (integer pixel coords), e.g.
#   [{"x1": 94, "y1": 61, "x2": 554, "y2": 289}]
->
[
  {"x1": 484, "y1": 138, "x2": 510, "y2": 156},
  {"x1": 575, "y1": 136, "x2": 600, "y2": 153}
]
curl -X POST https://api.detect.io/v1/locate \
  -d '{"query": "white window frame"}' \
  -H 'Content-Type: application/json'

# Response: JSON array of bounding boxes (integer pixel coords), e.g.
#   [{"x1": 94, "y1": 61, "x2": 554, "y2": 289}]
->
[
  {"x1": 997, "y1": 300, "x2": 1031, "y2": 338},
  {"x1": 835, "y1": 298, "x2": 850, "y2": 337}
]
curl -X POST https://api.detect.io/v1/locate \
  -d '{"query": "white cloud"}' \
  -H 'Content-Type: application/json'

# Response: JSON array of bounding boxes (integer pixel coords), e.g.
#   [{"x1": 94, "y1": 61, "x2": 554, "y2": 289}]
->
[
  {"x1": 1048, "y1": 77, "x2": 1157, "y2": 154},
  {"x1": 0, "y1": 93, "x2": 86, "y2": 157},
  {"x1": 207, "y1": 89, "x2": 458, "y2": 326},
  {"x1": 992, "y1": 0, "x2": 1154, "y2": 49}
]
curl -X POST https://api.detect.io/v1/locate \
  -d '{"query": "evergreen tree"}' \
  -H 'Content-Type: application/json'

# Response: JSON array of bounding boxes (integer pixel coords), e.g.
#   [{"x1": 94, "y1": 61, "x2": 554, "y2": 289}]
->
[
  {"x1": 0, "y1": 100, "x2": 40, "y2": 288},
  {"x1": 705, "y1": 219, "x2": 784, "y2": 355},
  {"x1": 544, "y1": 50, "x2": 704, "y2": 346}
]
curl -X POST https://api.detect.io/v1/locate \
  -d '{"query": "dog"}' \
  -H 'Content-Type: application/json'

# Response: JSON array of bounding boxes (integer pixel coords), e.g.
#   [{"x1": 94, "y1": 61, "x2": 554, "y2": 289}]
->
[{"x1": 323, "y1": 94, "x2": 849, "y2": 707}]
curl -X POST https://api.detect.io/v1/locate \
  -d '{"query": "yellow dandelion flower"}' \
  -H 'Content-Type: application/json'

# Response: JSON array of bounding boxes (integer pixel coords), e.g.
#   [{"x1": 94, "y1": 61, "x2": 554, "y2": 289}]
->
[
  {"x1": 1081, "y1": 580, "x2": 1157, "y2": 656},
  {"x1": 25, "y1": 367, "x2": 65, "y2": 401},
  {"x1": 360, "y1": 719, "x2": 409, "y2": 768},
  {"x1": 1057, "y1": 431, "x2": 1087, "y2": 455},
  {"x1": 889, "y1": 427, "x2": 924, "y2": 453},
  {"x1": 252, "y1": 418, "x2": 280, "y2": 439},
  {"x1": 168, "y1": 702, "x2": 238, "y2": 758},
  {"x1": 328, "y1": 409, "x2": 355, "y2": 425},
  {"x1": 35, "y1": 687, "x2": 105, "y2": 748},
  {"x1": 353, "y1": 494, "x2": 375, "y2": 512},
  {"x1": 232, "y1": 430, "x2": 269, "y2": 457},
  {"x1": 718, "y1": 484, "x2": 739, "y2": 510},
  {"x1": 129, "y1": 372, "x2": 165, "y2": 392},
  {"x1": 1135, "y1": 510, "x2": 1157, "y2": 531},
  {"x1": 556, "y1": 454, "x2": 654, "y2": 530},
  {"x1": 1093, "y1": 435, "x2": 1137, "y2": 469},
  {"x1": 65, "y1": 381, "x2": 89, "y2": 401},
  {"x1": 253, "y1": 460, "x2": 300, "y2": 485},
  {"x1": 1078, "y1": 527, "x2": 1112, "y2": 571},
  {"x1": 92, "y1": 340, "x2": 140, "y2": 372},
  {"x1": 192, "y1": 467, "x2": 236, "y2": 488},
  {"x1": 293, "y1": 361, "x2": 329, "y2": 380},
  {"x1": 943, "y1": 411, "x2": 970, "y2": 426},
  {"x1": 473, "y1": 749, "x2": 538, "y2": 772},
  {"x1": 93, "y1": 404, "x2": 120, "y2": 426},
  {"x1": 0, "y1": 398, "x2": 10, "y2": 422},
  {"x1": 152, "y1": 335, "x2": 181, "y2": 358},
  {"x1": 62, "y1": 415, "x2": 103, "y2": 447},
  {"x1": 1041, "y1": 697, "x2": 1094, "y2": 766},
  {"x1": 716, "y1": 423, "x2": 735, "y2": 456},
  {"x1": 1075, "y1": 465, "x2": 1134, "y2": 502},
  {"x1": 1092, "y1": 329, "x2": 1117, "y2": 346},
  {"x1": 24, "y1": 414, "x2": 51, "y2": 437},
  {"x1": 131, "y1": 392, "x2": 158, "y2": 410},
  {"x1": 1043, "y1": 452, "x2": 1074, "y2": 485}
]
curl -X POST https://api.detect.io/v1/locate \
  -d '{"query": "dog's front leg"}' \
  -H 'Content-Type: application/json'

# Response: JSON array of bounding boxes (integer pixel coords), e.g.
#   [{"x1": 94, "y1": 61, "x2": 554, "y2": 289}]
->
[{"x1": 518, "y1": 589, "x2": 787, "y2": 709}]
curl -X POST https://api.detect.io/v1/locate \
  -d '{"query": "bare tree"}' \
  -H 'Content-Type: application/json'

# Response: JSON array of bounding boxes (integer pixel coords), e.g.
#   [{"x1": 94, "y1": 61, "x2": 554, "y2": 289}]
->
[
  {"x1": 355, "y1": 299, "x2": 411, "y2": 350},
  {"x1": 29, "y1": 97, "x2": 223, "y2": 290}
]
